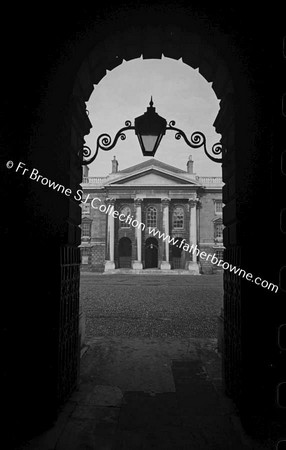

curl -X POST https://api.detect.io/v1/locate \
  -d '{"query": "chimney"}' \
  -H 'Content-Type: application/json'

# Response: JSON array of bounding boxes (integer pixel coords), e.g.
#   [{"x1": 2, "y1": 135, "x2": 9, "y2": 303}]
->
[
  {"x1": 82, "y1": 165, "x2": 89, "y2": 178},
  {"x1": 187, "y1": 155, "x2": 194, "y2": 174},
  {"x1": 112, "y1": 155, "x2": 118, "y2": 173}
]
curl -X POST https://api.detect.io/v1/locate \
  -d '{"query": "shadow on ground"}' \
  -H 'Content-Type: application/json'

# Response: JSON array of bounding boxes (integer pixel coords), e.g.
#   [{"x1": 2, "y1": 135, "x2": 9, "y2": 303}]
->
[{"x1": 18, "y1": 337, "x2": 273, "y2": 449}]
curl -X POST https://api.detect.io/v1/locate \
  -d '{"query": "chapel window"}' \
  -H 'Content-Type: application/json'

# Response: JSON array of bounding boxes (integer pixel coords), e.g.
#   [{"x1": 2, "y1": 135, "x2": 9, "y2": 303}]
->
[
  {"x1": 173, "y1": 207, "x2": 184, "y2": 229},
  {"x1": 120, "y1": 206, "x2": 131, "y2": 227},
  {"x1": 146, "y1": 206, "x2": 157, "y2": 228},
  {"x1": 215, "y1": 223, "x2": 223, "y2": 239},
  {"x1": 215, "y1": 200, "x2": 222, "y2": 214},
  {"x1": 81, "y1": 222, "x2": 91, "y2": 237}
]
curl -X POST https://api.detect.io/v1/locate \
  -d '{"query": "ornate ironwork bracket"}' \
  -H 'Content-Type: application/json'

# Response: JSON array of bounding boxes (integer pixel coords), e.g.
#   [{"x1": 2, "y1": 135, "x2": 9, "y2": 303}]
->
[
  {"x1": 81, "y1": 121, "x2": 135, "y2": 165},
  {"x1": 166, "y1": 121, "x2": 223, "y2": 163},
  {"x1": 80, "y1": 119, "x2": 224, "y2": 165}
]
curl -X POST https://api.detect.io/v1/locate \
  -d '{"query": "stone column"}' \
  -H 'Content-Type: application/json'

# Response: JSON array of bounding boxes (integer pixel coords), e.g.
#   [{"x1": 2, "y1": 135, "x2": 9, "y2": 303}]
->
[
  {"x1": 160, "y1": 198, "x2": 171, "y2": 270},
  {"x1": 104, "y1": 197, "x2": 116, "y2": 271},
  {"x1": 188, "y1": 197, "x2": 200, "y2": 273},
  {"x1": 132, "y1": 198, "x2": 143, "y2": 270}
]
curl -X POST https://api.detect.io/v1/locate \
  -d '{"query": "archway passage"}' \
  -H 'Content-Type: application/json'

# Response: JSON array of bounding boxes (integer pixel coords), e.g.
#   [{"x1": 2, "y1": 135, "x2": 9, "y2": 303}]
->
[
  {"x1": 118, "y1": 237, "x2": 132, "y2": 268},
  {"x1": 171, "y1": 237, "x2": 185, "y2": 269},
  {"x1": 145, "y1": 237, "x2": 158, "y2": 269},
  {"x1": 73, "y1": 22, "x2": 236, "y2": 435},
  {"x1": 5, "y1": 6, "x2": 280, "y2": 446}
]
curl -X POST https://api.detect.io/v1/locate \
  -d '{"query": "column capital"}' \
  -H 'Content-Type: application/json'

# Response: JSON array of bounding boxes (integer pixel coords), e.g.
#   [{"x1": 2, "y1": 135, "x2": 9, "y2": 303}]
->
[
  {"x1": 161, "y1": 197, "x2": 171, "y2": 206},
  {"x1": 105, "y1": 197, "x2": 116, "y2": 206},
  {"x1": 134, "y1": 197, "x2": 143, "y2": 207},
  {"x1": 188, "y1": 197, "x2": 199, "y2": 208}
]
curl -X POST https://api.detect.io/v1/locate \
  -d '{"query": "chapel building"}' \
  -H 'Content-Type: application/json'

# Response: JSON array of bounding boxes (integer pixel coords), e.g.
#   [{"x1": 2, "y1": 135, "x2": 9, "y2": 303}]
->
[{"x1": 80, "y1": 155, "x2": 223, "y2": 274}]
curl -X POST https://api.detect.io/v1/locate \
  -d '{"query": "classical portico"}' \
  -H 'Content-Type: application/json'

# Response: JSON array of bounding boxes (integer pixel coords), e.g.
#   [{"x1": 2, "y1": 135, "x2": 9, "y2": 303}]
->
[{"x1": 103, "y1": 197, "x2": 199, "y2": 272}]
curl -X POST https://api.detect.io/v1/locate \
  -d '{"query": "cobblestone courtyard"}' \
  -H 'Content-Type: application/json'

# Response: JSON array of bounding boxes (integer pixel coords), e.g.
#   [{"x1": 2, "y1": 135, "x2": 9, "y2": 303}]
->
[
  {"x1": 80, "y1": 273, "x2": 223, "y2": 342},
  {"x1": 21, "y1": 273, "x2": 270, "y2": 449}
]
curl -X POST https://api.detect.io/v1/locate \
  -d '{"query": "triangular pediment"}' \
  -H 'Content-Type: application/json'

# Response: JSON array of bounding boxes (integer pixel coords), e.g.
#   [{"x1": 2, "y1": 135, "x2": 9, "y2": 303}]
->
[
  {"x1": 107, "y1": 166, "x2": 201, "y2": 187},
  {"x1": 120, "y1": 158, "x2": 186, "y2": 174}
]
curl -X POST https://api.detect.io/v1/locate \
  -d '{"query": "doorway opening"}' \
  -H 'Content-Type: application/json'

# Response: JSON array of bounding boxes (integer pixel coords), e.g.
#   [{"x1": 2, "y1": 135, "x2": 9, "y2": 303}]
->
[
  {"x1": 144, "y1": 237, "x2": 159, "y2": 268},
  {"x1": 118, "y1": 237, "x2": 132, "y2": 268},
  {"x1": 171, "y1": 237, "x2": 185, "y2": 269}
]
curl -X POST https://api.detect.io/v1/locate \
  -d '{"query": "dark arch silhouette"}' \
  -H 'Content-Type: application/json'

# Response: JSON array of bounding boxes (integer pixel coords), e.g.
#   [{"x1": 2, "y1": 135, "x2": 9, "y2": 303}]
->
[{"x1": 3, "y1": 6, "x2": 282, "y2": 443}]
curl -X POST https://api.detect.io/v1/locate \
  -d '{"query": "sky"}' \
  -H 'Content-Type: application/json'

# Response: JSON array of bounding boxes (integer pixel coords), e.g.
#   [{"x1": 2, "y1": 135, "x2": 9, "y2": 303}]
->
[{"x1": 84, "y1": 56, "x2": 222, "y2": 177}]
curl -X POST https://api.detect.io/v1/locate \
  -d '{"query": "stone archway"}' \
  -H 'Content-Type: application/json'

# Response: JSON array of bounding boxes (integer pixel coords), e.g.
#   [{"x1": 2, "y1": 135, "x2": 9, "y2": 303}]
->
[
  {"x1": 13, "y1": 8, "x2": 283, "y2": 440},
  {"x1": 71, "y1": 24, "x2": 239, "y2": 404},
  {"x1": 2, "y1": 5, "x2": 284, "y2": 444}
]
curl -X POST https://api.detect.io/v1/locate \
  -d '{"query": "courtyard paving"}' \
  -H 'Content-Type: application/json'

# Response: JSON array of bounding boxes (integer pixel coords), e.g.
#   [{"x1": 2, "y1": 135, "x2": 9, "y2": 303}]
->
[
  {"x1": 80, "y1": 273, "x2": 224, "y2": 341},
  {"x1": 17, "y1": 274, "x2": 274, "y2": 449}
]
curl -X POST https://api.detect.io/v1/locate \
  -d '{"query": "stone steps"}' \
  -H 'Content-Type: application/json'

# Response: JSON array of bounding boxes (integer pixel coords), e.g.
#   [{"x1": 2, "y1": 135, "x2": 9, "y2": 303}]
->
[{"x1": 102, "y1": 268, "x2": 201, "y2": 275}]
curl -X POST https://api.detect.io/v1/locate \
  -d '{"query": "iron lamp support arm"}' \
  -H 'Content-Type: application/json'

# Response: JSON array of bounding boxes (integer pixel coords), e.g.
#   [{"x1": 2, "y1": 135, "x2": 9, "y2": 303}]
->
[
  {"x1": 81, "y1": 119, "x2": 223, "y2": 165},
  {"x1": 82, "y1": 121, "x2": 135, "y2": 165},
  {"x1": 166, "y1": 121, "x2": 223, "y2": 163}
]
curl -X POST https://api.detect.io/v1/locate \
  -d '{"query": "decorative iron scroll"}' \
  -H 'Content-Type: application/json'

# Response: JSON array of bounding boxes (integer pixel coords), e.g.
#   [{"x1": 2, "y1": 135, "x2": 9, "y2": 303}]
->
[
  {"x1": 82, "y1": 121, "x2": 135, "y2": 165},
  {"x1": 81, "y1": 118, "x2": 224, "y2": 164},
  {"x1": 166, "y1": 120, "x2": 223, "y2": 163}
]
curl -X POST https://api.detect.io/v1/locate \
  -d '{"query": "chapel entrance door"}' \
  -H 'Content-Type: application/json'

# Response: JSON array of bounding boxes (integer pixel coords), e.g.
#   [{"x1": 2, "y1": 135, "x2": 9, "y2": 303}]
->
[
  {"x1": 118, "y1": 237, "x2": 132, "y2": 268},
  {"x1": 171, "y1": 237, "x2": 185, "y2": 269},
  {"x1": 144, "y1": 237, "x2": 158, "y2": 268}
]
